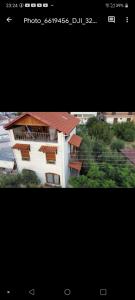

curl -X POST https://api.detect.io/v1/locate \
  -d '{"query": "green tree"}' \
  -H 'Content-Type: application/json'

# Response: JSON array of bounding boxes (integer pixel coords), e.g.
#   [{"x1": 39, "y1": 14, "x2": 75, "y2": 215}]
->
[
  {"x1": 111, "y1": 139, "x2": 125, "y2": 151},
  {"x1": 86, "y1": 116, "x2": 99, "y2": 128},
  {"x1": 0, "y1": 174, "x2": 22, "y2": 188},
  {"x1": 21, "y1": 169, "x2": 40, "y2": 186},
  {"x1": 69, "y1": 175, "x2": 89, "y2": 188},
  {"x1": 113, "y1": 122, "x2": 135, "y2": 142},
  {"x1": 88, "y1": 121, "x2": 113, "y2": 144},
  {"x1": 0, "y1": 170, "x2": 40, "y2": 188}
]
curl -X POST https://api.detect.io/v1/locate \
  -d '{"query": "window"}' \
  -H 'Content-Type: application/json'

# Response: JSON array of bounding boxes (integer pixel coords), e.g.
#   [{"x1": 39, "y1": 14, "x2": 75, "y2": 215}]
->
[
  {"x1": 21, "y1": 150, "x2": 30, "y2": 161},
  {"x1": 46, "y1": 152, "x2": 56, "y2": 164},
  {"x1": 46, "y1": 173, "x2": 60, "y2": 185},
  {"x1": 114, "y1": 118, "x2": 118, "y2": 123}
]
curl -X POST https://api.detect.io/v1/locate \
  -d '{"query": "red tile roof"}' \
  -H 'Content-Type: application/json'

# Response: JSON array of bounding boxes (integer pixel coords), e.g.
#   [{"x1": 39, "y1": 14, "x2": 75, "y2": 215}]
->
[
  {"x1": 69, "y1": 161, "x2": 83, "y2": 172},
  {"x1": 68, "y1": 134, "x2": 82, "y2": 148},
  {"x1": 39, "y1": 146, "x2": 57, "y2": 153},
  {"x1": 5, "y1": 112, "x2": 80, "y2": 135},
  {"x1": 12, "y1": 144, "x2": 30, "y2": 151},
  {"x1": 121, "y1": 148, "x2": 135, "y2": 165}
]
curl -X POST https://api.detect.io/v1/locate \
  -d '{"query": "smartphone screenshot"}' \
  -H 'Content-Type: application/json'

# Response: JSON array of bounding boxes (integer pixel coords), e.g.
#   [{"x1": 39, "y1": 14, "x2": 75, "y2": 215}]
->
[{"x1": 0, "y1": 0, "x2": 131, "y2": 298}]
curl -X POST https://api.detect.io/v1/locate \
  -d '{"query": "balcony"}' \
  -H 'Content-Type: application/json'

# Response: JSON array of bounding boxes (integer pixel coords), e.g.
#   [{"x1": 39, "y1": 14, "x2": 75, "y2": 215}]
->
[
  {"x1": 70, "y1": 153, "x2": 79, "y2": 161},
  {"x1": 13, "y1": 131, "x2": 58, "y2": 143}
]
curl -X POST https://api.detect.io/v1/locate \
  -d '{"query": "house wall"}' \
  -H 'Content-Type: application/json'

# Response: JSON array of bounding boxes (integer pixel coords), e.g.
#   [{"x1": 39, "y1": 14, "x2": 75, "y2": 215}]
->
[
  {"x1": 9, "y1": 129, "x2": 73, "y2": 188},
  {"x1": 98, "y1": 112, "x2": 135, "y2": 124},
  {"x1": 63, "y1": 128, "x2": 76, "y2": 187},
  {"x1": 71, "y1": 112, "x2": 97, "y2": 125},
  {"x1": 105, "y1": 116, "x2": 135, "y2": 124}
]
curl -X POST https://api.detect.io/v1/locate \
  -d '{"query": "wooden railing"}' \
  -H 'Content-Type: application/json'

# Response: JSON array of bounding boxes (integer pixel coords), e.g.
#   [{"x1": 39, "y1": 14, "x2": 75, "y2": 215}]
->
[
  {"x1": 14, "y1": 132, "x2": 58, "y2": 142},
  {"x1": 69, "y1": 153, "x2": 79, "y2": 162}
]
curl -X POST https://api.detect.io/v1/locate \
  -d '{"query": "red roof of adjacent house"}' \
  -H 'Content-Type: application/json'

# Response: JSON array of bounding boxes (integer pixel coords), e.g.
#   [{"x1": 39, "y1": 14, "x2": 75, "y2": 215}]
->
[
  {"x1": 69, "y1": 161, "x2": 83, "y2": 172},
  {"x1": 5, "y1": 112, "x2": 80, "y2": 135},
  {"x1": 121, "y1": 148, "x2": 135, "y2": 165},
  {"x1": 68, "y1": 134, "x2": 82, "y2": 148},
  {"x1": 39, "y1": 146, "x2": 57, "y2": 153},
  {"x1": 12, "y1": 144, "x2": 30, "y2": 151}
]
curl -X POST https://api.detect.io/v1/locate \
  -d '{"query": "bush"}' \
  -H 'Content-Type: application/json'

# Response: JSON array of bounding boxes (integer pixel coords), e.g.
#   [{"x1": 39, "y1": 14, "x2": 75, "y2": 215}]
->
[
  {"x1": 123, "y1": 129, "x2": 135, "y2": 142},
  {"x1": 0, "y1": 170, "x2": 40, "y2": 188},
  {"x1": 69, "y1": 162, "x2": 135, "y2": 188},
  {"x1": 21, "y1": 169, "x2": 40, "y2": 186},
  {"x1": 86, "y1": 117, "x2": 99, "y2": 128},
  {"x1": 92, "y1": 141, "x2": 107, "y2": 161},
  {"x1": 111, "y1": 139, "x2": 125, "y2": 151},
  {"x1": 113, "y1": 122, "x2": 135, "y2": 142},
  {"x1": 69, "y1": 175, "x2": 88, "y2": 188},
  {"x1": 88, "y1": 121, "x2": 113, "y2": 144},
  {"x1": 0, "y1": 174, "x2": 22, "y2": 188}
]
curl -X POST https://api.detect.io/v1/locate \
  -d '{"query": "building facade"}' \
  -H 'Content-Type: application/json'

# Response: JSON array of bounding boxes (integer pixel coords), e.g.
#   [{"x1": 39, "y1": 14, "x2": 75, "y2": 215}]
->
[
  {"x1": 5, "y1": 112, "x2": 83, "y2": 188},
  {"x1": 97, "y1": 112, "x2": 135, "y2": 124},
  {"x1": 70, "y1": 112, "x2": 97, "y2": 125}
]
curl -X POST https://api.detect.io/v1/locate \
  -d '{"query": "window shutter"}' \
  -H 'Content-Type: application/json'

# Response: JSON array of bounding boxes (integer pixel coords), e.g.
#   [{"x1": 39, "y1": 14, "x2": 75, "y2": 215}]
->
[
  {"x1": 21, "y1": 149, "x2": 30, "y2": 159},
  {"x1": 46, "y1": 152, "x2": 56, "y2": 161}
]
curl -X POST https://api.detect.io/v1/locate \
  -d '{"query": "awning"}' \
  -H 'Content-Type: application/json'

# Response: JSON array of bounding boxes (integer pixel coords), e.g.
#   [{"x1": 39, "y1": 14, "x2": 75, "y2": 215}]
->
[
  {"x1": 39, "y1": 146, "x2": 57, "y2": 153},
  {"x1": 12, "y1": 144, "x2": 30, "y2": 151},
  {"x1": 68, "y1": 134, "x2": 82, "y2": 148},
  {"x1": 69, "y1": 161, "x2": 83, "y2": 172}
]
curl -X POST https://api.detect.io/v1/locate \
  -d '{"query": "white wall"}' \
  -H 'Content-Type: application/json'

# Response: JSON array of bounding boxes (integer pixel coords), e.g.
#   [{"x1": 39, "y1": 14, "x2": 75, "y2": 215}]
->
[
  {"x1": 9, "y1": 129, "x2": 72, "y2": 188},
  {"x1": 71, "y1": 112, "x2": 97, "y2": 125},
  {"x1": 105, "y1": 117, "x2": 133, "y2": 124},
  {"x1": 0, "y1": 160, "x2": 14, "y2": 169},
  {"x1": 63, "y1": 128, "x2": 76, "y2": 187}
]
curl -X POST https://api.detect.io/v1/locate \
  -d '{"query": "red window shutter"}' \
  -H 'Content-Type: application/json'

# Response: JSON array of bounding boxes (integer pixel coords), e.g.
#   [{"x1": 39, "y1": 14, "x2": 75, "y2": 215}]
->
[
  {"x1": 46, "y1": 152, "x2": 56, "y2": 161},
  {"x1": 21, "y1": 150, "x2": 30, "y2": 159}
]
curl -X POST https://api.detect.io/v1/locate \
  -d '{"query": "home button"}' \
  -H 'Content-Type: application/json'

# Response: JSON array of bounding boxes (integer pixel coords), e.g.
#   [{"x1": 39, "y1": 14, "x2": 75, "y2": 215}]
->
[{"x1": 64, "y1": 289, "x2": 71, "y2": 296}]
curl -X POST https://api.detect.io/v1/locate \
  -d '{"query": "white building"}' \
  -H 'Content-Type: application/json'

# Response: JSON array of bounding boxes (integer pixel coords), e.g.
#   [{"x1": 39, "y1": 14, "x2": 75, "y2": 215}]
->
[
  {"x1": 5, "y1": 112, "x2": 83, "y2": 188},
  {"x1": 70, "y1": 112, "x2": 97, "y2": 125},
  {"x1": 97, "y1": 112, "x2": 135, "y2": 124}
]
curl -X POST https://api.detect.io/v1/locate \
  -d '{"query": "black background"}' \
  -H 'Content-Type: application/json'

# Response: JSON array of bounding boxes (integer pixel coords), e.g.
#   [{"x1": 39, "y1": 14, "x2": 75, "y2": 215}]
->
[{"x1": 0, "y1": 0, "x2": 131, "y2": 298}]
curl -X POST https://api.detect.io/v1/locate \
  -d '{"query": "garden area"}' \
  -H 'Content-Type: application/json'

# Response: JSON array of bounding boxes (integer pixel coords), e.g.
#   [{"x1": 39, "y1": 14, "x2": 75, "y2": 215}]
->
[
  {"x1": 0, "y1": 169, "x2": 41, "y2": 188},
  {"x1": 69, "y1": 117, "x2": 135, "y2": 188}
]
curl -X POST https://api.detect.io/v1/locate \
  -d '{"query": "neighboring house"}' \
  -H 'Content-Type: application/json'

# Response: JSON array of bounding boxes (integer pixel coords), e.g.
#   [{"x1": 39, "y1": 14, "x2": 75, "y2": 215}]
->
[
  {"x1": 0, "y1": 120, "x2": 10, "y2": 142},
  {"x1": 0, "y1": 115, "x2": 17, "y2": 142},
  {"x1": 70, "y1": 112, "x2": 97, "y2": 125},
  {"x1": 0, "y1": 141, "x2": 15, "y2": 174},
  {"x1": 5, "y1": 112, "x2": 83, "y2": 187},
  {"x1": 97, "y1": 112, "x2": 135, "y2": 124}
]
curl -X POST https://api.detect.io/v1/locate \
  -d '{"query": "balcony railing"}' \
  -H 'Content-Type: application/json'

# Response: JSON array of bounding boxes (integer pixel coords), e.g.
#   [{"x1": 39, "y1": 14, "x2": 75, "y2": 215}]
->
[
  {"x1": 14, "y1": 132, "x2": 58, "y2": 143},
  {"x1": 69, "y1": 153, "x2": 79, "y2": 162}
]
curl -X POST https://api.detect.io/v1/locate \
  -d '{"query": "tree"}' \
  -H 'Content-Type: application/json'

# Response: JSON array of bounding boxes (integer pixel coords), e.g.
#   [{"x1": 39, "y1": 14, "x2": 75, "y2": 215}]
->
[
  {"x1": 0, "y1": 174, "x2": 22, "y2": 188},
  {"x1": 88, "y1": 121, "x2": 113, "y2": 144},
  {"x1": 86, "y1": 116, "x2": 99, "y2": 128},
  {"x1": 111, "y1": 139, "x2": 125, "y2": 151},
  {"x1": 87, "y1": 163, "x2": 105, "y2": 180},
  {"x1": 123, "y1": 129, "x2": 135, "y2": 142},
  {"x1": 113, "y1": 122, "x2": 135, "y2": 142},
  {"x1": 69, "y1": 175, "x2": 89, "y2": 188},
  {"x1": 0, "y1": 170, "x2": 40, "y2": 188},
  {"x1": 69, "y1": 161, "x2": 135, "y2": 188},
  {"x1": 21, "y1": 169, "x2": 40, "y2": 186}
]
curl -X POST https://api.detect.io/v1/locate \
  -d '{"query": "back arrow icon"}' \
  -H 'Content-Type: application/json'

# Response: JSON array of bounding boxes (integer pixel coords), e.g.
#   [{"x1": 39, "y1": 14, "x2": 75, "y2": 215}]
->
[
  {"x1": 29, "y1": 289, "x2": 35, "y2": 296},
  {"x1": 6, "y1": 17, "x2": 12, "y2": 23}
]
